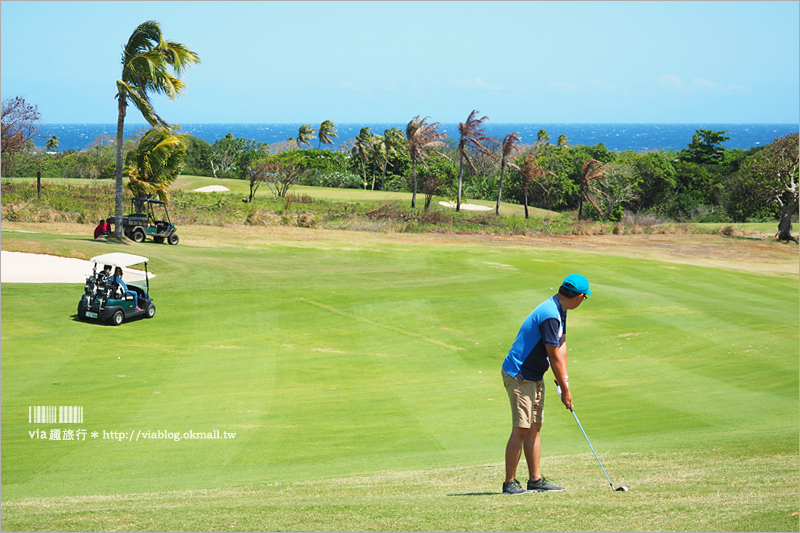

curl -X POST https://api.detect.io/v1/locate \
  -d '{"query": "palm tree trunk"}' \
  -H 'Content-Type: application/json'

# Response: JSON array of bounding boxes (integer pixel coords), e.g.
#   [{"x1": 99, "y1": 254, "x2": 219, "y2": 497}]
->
[
  {"x1": 578, "y1": 180, "x2": 585, "y2": 220},
  {"x1": 457, "y1": 154, "x2": 464, "y2": 212},
  {"x1": 411, "y1": 157, "x2": 417, "y2": 208},
  {"x1": 381, "y1": 162, "x2": 387, "y2": 191},
  {"x1": 371, "y1": 161, "x2": 377, "y2": 190},
  {"x1": 114, "y1": 96, "x2": 127, "y2": 239},
  {"x1": 496, "y1": 164, "x2": 506, "y2": 215},
  {"x1": 524, "y1": 187, "x2": 530, "y2": 219}
]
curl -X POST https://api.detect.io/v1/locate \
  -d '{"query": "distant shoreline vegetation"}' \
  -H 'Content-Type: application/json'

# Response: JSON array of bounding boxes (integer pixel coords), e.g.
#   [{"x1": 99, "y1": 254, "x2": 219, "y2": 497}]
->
[{"x1": 33, "y1": 122, "x2": 798, "y2": 153}]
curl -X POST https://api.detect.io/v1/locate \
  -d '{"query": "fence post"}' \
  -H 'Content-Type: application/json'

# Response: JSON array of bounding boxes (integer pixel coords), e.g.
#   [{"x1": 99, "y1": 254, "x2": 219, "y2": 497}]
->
[{"x1": 37, "y1": 170, "x2": 41, "y2": 198}]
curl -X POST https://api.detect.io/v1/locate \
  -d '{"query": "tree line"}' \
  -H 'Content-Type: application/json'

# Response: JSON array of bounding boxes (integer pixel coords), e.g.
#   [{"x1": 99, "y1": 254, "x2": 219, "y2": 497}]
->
[{"x1": 2, "y1": 19, "x2": 797, "y2": 242}]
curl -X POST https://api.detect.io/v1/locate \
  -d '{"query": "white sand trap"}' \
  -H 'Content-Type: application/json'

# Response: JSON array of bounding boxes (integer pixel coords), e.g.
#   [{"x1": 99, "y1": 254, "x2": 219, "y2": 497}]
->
[
  {"x1": 1, "y1": 251, "x2": 153, "y2": 284},
  {"x1": 193, "y1": 185, "x2": 230, "y2": 192},
  {"x1": 438, "y1": 201, "x2": 492, "y2": 211}
]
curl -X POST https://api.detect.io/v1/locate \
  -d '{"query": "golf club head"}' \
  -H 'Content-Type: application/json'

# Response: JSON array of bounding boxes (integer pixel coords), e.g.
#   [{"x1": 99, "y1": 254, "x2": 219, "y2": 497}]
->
[{"x1": 615, "y1": 486, "x2": 629, "y2": 491}]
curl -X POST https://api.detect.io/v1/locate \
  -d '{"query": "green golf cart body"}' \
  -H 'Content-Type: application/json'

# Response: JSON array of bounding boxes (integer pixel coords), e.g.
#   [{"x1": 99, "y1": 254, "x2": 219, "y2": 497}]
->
[
  {"x1": 117, "y1": 198, "x2": 179, "y2": 245},
  {"x1": 77, "y1": 252, "x2": 156, "y2": 326}
]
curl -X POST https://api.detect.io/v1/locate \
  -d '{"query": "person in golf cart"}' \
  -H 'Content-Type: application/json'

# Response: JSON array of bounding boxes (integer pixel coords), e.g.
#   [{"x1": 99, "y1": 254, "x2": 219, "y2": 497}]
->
[
  {"x1": 111, "y1": 267, "x2": 140, "y2": 310},
  {"x1": 500, "y1": 274, "x2": 591, "y2": 494}
]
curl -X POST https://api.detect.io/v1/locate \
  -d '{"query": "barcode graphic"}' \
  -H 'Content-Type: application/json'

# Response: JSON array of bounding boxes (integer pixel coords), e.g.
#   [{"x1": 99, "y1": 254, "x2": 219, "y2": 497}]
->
[{"x1": 29, "y1": 406, "x2": 83, "y2": 423}]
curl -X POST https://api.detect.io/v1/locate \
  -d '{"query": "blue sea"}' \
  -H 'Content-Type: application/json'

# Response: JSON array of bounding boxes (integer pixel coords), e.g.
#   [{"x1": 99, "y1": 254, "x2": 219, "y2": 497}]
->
[{"x1": 36, "y1": 122, "x2": 798, "y2": 153}]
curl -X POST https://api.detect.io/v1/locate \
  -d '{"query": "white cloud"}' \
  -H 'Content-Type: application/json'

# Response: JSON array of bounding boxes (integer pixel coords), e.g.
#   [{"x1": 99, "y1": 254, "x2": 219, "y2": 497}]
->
[
  {"x1": 454, "y1": 77, "x2": 506, "y2": 90},
  {"x1": 693, "y1": 78, "x2": 724, "y2": 89},
  {"x1": 659, "y1": 75, "x2": 752, "y2": 96},
  {"x1": 548, "y1": 81, "x2": 578, "y2": 93},
  {"x1": 658, "y1": 75, "x2": 687, "y2": 88},
  {"x1": 587, "y1": 78, "x2": 628, "y2": 92}
]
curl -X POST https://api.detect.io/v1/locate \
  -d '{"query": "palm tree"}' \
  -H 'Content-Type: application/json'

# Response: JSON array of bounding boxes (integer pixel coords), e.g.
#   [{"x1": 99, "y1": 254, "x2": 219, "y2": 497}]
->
[
  {"x1": 380, "y1": 127, "x2": 404, "y2": 190},
  {"x1": 519, "y1": 153, "x2": 546, "y2": 219},
  {"x1": 537, "y1": 129, "x2": 550, "y2": 144},
  {"x1": 578, "y1": 158, "x2": 608, "y2": 220},
  {"x1": 296, "y1": 124, "x2": 317, "y2": 149},
  {"x1": 351, "y1": 127, "x2": 373, "y2": 188},
  {"x1": 368, "y1": 134, "x2": 386, "y2": 190},
  {"x1": 405, "y1": 116, "x2": 448, "y2": 208},
  {"x1": 496, "y1": 132, "x2": 521, "y2": 215},
  {"x1": 46, "y1": 135, "x2": 59, "y2": 152},
  {"x1": 456, "y1": 110, "x2": 497, "y2": 212},
  {"x1": 114, "y1": 20, "x2": 200, "y2": 239},
  {"x1": 318, "y1": 120, "x2": 338, "y2": 150},
  {"x1": 126, "y1": 127, "x2": 186, "y2": 203},
  {"x1": 557, "y1": 134, "x2": 570, "y2": 149}
]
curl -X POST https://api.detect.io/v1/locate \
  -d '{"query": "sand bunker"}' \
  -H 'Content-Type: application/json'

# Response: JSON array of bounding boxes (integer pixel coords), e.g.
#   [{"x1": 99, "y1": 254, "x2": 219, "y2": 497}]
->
[
  {"x1": 193, "y1": 185, "x2": 230, "y2": 192},
  {"x1": 1, "y1": 251, "x2": 153, "y2": 283},
  {"x1": 438, "y1": 201, "x2": 492, "y2": 211}
]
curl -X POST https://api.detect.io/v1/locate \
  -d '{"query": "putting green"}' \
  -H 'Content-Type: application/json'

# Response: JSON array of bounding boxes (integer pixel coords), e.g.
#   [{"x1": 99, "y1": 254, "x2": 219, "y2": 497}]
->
[{"x1": 1, "y1": 223, "x2": 797, "y2": 531}]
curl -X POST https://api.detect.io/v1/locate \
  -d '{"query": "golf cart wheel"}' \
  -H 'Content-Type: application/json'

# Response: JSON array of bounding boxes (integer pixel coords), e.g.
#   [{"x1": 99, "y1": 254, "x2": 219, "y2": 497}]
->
[
  {"x1": 168, "y1": 233, "x2": 179, "y2": 245},
  {"x1": 145, "y1": 303, "x2": 156, "y2": 318},
  {"x1": 153, "y1": 236, "x2": 164, "y2": 244},
  {"x1": 77, "y1": 305, "x2": 86, "y2": 321},
  {"x1": 109, "y1": 310, "x2": 124, "y2": 326},
  {"x1": 132, "y1": 228, "x2": 146, "y2": 243}
]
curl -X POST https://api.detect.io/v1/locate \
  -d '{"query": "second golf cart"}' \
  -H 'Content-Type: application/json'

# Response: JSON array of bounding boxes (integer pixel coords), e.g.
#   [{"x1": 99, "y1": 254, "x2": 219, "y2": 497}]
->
[
  {"x1": 78, "y1": 252, "x2": 155, "y2": 326},
  {"x1": 118, "y1": 197, "x2": 180, "y2": 245}
]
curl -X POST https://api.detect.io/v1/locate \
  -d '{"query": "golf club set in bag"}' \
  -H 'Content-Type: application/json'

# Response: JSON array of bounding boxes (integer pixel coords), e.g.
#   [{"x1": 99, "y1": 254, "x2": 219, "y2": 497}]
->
[{"x1": 557, "y1": 380, "x2": 629, "y2": 492}]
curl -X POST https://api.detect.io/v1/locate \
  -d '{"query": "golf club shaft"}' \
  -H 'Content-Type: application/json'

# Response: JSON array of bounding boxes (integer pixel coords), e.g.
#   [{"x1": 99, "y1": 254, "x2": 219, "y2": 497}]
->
[{"x1": 570, "y1": 407, "x2": 615, "y2": 489}]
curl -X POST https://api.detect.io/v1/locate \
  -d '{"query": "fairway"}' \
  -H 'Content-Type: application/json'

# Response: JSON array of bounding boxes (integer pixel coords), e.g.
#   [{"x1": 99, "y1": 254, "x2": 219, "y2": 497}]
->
[{"x1": 1, "y1": 223, "x2": 798, "y2": 532}]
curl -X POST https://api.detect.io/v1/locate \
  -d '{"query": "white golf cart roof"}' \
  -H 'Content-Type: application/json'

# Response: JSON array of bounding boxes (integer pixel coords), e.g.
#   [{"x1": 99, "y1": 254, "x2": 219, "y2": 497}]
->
[{"x1": 90, "y1": 252, "x2": 149, "y2": 268}]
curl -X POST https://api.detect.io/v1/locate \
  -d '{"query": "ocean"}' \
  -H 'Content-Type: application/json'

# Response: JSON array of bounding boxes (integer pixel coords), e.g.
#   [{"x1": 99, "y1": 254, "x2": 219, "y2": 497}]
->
[{"x1": 36, "y1": 122, "x2": 798, "y2": 153}]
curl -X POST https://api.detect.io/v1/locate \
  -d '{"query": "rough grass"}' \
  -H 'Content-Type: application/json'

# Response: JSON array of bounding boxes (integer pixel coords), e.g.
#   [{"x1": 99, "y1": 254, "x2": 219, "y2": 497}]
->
[{"x1": 2, "y1": 450, "x2": 797, "y2": 532}]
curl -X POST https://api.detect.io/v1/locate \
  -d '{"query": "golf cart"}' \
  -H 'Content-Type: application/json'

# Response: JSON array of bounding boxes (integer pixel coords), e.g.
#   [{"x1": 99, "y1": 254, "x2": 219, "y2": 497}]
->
[
  {"x1": 78, "y1": 252, "x2": 155, "y2": 326},
  {"x1": 118, "y1": 197, "x2": 179, "y2": 245}
]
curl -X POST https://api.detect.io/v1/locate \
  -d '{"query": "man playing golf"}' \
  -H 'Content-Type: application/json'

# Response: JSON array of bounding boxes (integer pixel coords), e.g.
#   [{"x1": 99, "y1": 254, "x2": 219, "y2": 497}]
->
[{"x1": 501, "y1": 273, "x2": 590, "y2": 494}]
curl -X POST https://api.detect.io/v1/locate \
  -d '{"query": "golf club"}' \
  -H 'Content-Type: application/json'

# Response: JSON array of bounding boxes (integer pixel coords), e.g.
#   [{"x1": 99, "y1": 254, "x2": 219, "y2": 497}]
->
[{"x1": 565, "y1": 396, "x2": 629, "y2": 491}]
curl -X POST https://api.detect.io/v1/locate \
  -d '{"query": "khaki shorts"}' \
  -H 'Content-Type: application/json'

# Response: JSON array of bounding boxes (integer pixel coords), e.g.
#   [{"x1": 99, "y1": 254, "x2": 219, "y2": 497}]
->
[{"x1": 502, "y1": 369, "x2": 544, "y2": 428}]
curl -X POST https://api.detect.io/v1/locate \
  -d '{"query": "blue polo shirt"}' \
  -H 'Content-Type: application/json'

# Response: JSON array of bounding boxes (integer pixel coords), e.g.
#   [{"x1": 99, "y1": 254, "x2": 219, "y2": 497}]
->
[{"x1": 502, "y1": 295, "x2": 566, "y2": 382}]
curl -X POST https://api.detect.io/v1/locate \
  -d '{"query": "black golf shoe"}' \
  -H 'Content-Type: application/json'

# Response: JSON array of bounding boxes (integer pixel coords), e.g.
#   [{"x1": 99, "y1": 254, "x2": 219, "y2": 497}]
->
[
  {"x1": 502, "y1": 479, "x2": 527, "y2": 494},
  {"x1": 527, "y1": 477, "x2": 565, "y2": 492}
]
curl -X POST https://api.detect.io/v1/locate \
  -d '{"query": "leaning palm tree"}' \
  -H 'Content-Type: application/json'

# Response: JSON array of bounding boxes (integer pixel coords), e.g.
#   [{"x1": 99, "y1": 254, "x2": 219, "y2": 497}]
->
[
  {"x1": 368, "y1": 134, "x2": 386, "y2": 190},
  {"x1": 114, "y1": 20, "x2": 200, "y2": 239},
  {"x1": 456, "y1": 110, "x2": 497, "y2": 212},
  {"x1": 557, "y1": 134, "x2": 570, "y2": 149},
  {"x1": 126, "y1": 127, "x2": 186, "y2": 203},
  {"x1": 318, "y1": 120, "x2": 338, "y2": 150},
  {"x1": 296, "y1": 124, "x2": 317, "y2": 149},
  {"x1": 496, "y1": 132, "x2": 521, "y2": 215},
  {"x1": 351, "y1": 127, "x2": 373, "y2": 188},
  {"x1": 578, "y1": 158, "x2": 609, "y2": 220},
  {"x1": 405, "y1": 116, "x2": 449, "y2": 209},
  {"x1": 537, "y1": 129, "x2": 550, "y2": 144},
  {"x1": 380, "y1": 127, "x2": 404, "y2": 190},
  {"x1": 46, "y1": 135, "x2": 59, "y2": 152},
  {"x1": 519, "y1": 153, "x2": 549, "y2": 219}
]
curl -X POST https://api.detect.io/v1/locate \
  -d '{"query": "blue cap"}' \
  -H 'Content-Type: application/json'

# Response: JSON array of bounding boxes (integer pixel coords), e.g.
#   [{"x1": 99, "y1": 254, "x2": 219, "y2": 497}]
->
[{"x1": 562, "y1": 273, "x2": 591, "y2": 295}]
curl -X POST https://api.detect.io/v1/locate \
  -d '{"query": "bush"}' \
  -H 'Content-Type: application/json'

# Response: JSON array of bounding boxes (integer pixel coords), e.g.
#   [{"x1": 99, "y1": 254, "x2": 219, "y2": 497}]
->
[{"x1": 307, "y1": 170, "x2": 362, "y2": 189}]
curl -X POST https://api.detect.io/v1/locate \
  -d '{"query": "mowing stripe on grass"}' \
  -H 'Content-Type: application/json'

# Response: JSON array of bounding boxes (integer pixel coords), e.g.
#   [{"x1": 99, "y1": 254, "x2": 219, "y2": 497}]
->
[{"x1": 301, "y1": 298, "x2": 465, "y2": 351}]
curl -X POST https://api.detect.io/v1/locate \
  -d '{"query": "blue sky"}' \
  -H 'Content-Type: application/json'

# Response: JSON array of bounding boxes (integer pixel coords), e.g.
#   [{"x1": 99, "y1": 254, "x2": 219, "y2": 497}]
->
[{"x1": 1, "y1": 1, "x2": 798, "y2": 124}]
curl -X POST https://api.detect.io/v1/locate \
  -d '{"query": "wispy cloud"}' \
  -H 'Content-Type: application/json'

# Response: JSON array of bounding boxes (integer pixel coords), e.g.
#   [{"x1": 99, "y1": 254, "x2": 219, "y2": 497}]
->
[
  {"x1": 658, "y1": 75, "x2": 687, "y2": 89},
  {"x1": 454, "y1": 77, "x2": 507, "y2": 90},
  {"x1": 658, "y1": 75, "x2": 752, "y2": 95},
  {"x1": 588, "y1": 78, "x2": 628, "y2": 92},
  {"x1": 548, "y1": 80, "x2": 578, "y2": 93}
]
